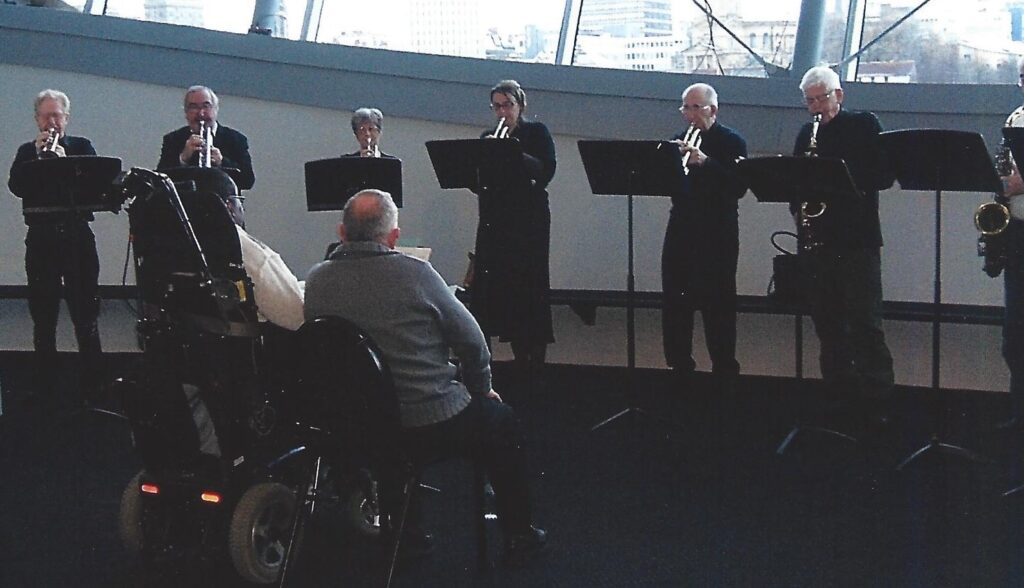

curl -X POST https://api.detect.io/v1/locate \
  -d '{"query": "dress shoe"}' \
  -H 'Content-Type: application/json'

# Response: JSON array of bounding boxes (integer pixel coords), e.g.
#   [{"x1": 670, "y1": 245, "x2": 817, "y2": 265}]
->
[{"x1": 504, "y1": 526, "x2": 547, "y2": 567}]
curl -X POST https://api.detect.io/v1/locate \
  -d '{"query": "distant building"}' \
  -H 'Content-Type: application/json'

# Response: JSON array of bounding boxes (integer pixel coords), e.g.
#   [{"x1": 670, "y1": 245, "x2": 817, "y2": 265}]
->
[
  {"x1": 672, "y1": 18, "x2": 796, "y2": 77},
  {"x1": 579, "y1": 0, "x2": 673, "y2": 38},
  {"x1": 144, "y1": 0, "x2": 203, "y2": 27},
  {"x1": 405, "y1": 0, "x2": 482, "y2": 58},
  {"x1": 856, "y1": 60, "x2": 916, "y2": 83}
]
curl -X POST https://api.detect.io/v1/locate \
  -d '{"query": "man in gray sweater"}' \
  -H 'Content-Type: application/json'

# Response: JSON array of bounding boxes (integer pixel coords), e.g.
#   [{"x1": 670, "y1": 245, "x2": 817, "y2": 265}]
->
[{"x1": 304, "y1": 189, "x2": 546, "y2": 565}]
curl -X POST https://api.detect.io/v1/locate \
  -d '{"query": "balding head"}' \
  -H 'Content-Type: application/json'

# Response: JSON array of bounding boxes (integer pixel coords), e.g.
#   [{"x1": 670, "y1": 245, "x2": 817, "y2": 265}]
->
[{"x1": 339, "y1": 189, "x2": 400, "y2": 247}]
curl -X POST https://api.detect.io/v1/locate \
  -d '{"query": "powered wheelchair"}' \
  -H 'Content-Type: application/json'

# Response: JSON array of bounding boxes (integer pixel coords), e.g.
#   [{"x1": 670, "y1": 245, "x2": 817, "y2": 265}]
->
[{"x1": 112, "y1": 168, "x2": 378, "y2": 584}]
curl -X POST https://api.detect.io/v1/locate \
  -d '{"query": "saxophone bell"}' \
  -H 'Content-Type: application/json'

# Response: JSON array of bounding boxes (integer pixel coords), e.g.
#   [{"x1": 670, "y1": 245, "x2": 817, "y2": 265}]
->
[{"x1": 975, "y1": 200, "x2": 1011, "y2": 236}]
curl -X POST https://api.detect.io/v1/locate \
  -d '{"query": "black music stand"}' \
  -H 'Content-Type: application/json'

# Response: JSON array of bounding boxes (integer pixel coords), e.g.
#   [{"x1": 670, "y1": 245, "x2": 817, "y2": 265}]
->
[
  {"x1": 880, "y1": 129, "x2": 1001, "y2": 470},
  {"x1": 577, "y1": 140, "x2": 686, "y2": 432},
  {"x1": 20, "y1": 155, "x2": 123, "y2": 215},
  {"x1": 19, "y1": 155, "x2": 125, "y2": 419},
  {"x1": 304, "y1": 156, "x2": 404, "y2": 211},
  {"x1": 737, "y1": 156, "x2": 863, "y2": 454},
  {"x1": 426, "y1": 138, "x2": 530, "y2": 193}
]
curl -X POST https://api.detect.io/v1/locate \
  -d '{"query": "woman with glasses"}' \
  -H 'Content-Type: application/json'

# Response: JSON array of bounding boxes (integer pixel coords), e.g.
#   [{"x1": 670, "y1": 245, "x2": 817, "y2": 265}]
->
[{"x1": 468, "y1": 79, "x2": 557, "y2": 395}]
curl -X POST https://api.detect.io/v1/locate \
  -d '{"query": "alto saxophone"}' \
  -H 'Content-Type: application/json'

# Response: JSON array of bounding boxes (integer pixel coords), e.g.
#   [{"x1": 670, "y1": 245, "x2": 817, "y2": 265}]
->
[{"x1": 799, "y1": 114, "x2": 825, "y2": 251}]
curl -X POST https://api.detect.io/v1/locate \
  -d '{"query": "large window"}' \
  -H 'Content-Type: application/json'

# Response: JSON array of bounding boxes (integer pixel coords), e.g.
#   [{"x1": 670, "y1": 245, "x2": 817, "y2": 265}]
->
[
  {"x1": 313, "y1": 0, "x2": 566, "y2": 62},
  {"x1": 70, "y1": 0, "x2": 1024, "y2": 84}
]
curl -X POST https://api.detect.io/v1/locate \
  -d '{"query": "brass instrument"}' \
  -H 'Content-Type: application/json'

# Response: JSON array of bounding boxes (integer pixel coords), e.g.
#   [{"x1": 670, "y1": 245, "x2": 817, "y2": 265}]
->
[
  {"x1": 39, "y1": 127, "x2": 60, "y2": 159},
  {"x1": 975, "y1": 106, "x2": 1024, "y2": 276},
  {"x1": 489, "y1": 117, "x2": 510, "y2": 139},
  {"x1": 799, "y1": 114, "x2": 825, "y2": 250},
  {"x1": 364, "y1": 136, "x2": 381, "y2": 158},
  {"x1": 198, "y1": 120, "x2": 213, "y2": 168},
  {"x1": 678, "y1": 123, "x2": 702, "y2": 175}
]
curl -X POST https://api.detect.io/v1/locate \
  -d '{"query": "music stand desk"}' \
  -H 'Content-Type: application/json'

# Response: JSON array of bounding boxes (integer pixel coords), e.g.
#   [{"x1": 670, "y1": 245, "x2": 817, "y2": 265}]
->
[{"x1": 305, "y1": 156, "x2": 403, "y2": 211}]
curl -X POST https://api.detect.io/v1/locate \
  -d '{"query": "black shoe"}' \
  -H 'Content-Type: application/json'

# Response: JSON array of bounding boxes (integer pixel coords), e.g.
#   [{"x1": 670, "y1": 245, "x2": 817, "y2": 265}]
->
[{"x1": 504, "y1": 526, "x2": 547, "y2": 567}]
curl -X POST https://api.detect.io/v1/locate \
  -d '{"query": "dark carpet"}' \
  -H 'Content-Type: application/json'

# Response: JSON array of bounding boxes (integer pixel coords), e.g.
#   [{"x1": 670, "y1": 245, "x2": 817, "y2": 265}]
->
[{"x1": 1, "y1": 352, "x2": 1024, "y2": 587}]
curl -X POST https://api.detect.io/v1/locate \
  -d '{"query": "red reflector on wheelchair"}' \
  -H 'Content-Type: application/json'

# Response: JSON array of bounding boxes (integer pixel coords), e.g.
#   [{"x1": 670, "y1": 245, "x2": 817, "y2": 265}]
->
[
  {"x1": 200, "y1": 492, "x2": 222, "y2": 503},
  {"x1": 140, "y1": 483, "x2": 160, "y2": 495}
]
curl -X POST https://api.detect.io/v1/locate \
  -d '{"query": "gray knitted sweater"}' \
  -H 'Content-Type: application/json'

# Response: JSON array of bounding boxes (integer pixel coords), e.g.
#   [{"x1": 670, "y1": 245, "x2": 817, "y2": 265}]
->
[{"x1": 304, "y1": 241, "x2": 492, "y2": 428}]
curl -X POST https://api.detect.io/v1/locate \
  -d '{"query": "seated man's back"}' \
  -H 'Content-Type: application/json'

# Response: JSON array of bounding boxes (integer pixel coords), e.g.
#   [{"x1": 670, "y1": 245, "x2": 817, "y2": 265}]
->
[
  {"x1": 302, "y1": 189, "x2": 545, "y2": 566},
  {"x1": 304, "y1": 228, "x2": 490, "y2": 429}
]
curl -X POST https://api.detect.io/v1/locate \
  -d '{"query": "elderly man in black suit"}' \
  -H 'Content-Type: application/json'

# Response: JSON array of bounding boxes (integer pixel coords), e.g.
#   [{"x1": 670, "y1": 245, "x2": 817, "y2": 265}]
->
[
  {"x1": 8, "y1": 89, "x2": 105, "y2": 401},
  {"x1": 157, "y1": 85, "x2": 255, "y2": 191}
]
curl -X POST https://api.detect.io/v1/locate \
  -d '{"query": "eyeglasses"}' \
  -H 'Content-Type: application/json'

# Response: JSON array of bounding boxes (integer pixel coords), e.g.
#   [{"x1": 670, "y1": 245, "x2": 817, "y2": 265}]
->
[
  {"x1": 804, "y1": 90, "x2": 835, "y2": 106},
  {"x1": 679, "y1": 104, "x2": 710, "y2": 112},
  {"x1": 185, "y1": 101, "x2": 215, "y2": 113},
  {"x1": 356, "y1": 125, "x2": 380, "y2": 134},
  {"x1": 490, "y1": 101, "x2": 517, "y2": 111}
]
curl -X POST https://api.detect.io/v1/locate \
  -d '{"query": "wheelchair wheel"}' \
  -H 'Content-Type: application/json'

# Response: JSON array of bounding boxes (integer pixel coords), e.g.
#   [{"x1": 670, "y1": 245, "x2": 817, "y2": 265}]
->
[
  {"x1": 343, "y1": 479, "x2": 381, "y2": 538},
  {"x1": 118, "y1": 471, "x2": 146, "y2": 555},
  {"x1": 228, "y1": 482, "x2": 297, "y2": 584}
]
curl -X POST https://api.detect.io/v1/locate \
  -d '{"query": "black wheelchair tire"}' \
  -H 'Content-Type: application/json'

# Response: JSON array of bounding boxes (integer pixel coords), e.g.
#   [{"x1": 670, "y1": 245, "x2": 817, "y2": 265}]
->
[
  {"x1": 228, "y1": 482, "x2": 297, "y2": 584},
  {"x1": 343, "y1": 483, "x2": 381, "y2": 539},
  {"x1": 118, "y1": 470, "x2": 146, "y2": 555}
]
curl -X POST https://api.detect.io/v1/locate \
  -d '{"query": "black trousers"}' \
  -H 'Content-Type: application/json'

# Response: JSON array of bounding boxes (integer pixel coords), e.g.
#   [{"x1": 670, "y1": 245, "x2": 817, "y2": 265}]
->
[
  {"x1": 1003, "y1": 222, "x2": 1024, "y2": 420},
  {"x1": 802, "y1": 247, "x2": 894, "y2": 400},
  {"x1": 398, "y1": 395, "x2": 533, "y2": 539},
  {"x1": 661, "y1": 212, "x2": 740, "y2": 376},
  {"x1": 25, "y1": 222, "x2": 103, "y2": 388}
]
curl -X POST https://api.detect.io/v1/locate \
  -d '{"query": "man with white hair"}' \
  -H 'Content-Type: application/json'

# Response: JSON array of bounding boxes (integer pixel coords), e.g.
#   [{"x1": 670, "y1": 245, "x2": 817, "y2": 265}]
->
[
  {"x1": 662, "y1": 82, "x2": 748, "y2": 393},
  {"x1": 792, "y1": 65, "x2": 895, "y2": 425},
  {"x1": 8, "y1": 89, "x2": 105, "y2": 402}
]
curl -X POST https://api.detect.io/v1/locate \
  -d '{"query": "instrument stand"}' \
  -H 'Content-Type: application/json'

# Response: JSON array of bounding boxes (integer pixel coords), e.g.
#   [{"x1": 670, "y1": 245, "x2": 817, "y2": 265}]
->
[
  {"x1": 737, "y1": 156, "x2": 864, "y2": 455},
  {"x1": 19, "y1": 155, "x2": 123, "y2": 414},
  {"x1": 304, "y1": 156, "x2": 404, "y2": 211},
  {"x1": 881, "y1": 130, "x2": 1001, "y2": 470},
  {"x1": 577, "y1": 140, "x2": 687, "y2": 433}
]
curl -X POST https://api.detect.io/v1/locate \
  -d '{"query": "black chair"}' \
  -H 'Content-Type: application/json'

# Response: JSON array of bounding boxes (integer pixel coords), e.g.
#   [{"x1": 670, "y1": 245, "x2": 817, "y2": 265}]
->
[{"x1": 277, "y1": 316, "x2": 488, "y2": 588}]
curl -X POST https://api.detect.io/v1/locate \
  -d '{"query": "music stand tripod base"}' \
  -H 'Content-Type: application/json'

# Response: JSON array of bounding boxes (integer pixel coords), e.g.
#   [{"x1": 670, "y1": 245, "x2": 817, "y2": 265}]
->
[
  {"x1": 895, "y1": 436, "x2": 992, "y2": 471},
  {"x1": 776, "y1": 424, "x2": 859, "y2": 456},
  {"x1": 577, "y1": 140, "x2": 687, "y2": 435}
]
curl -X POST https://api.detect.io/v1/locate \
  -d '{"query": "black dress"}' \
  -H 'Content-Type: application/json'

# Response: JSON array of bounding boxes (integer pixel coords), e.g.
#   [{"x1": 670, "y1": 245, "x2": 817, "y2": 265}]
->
[{"x1": 472, "y1": 120, "x2": 556, "y2": 344}]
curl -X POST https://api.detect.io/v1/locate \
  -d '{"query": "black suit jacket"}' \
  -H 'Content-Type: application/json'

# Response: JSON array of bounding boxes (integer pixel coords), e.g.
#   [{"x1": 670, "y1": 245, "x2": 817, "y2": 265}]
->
[
  {"x1": 8, "y1": 135, "x2": 97, "y2": 224},
  {"x1": 158, "y1": 124, "x2": 255, "y2": 190}
]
